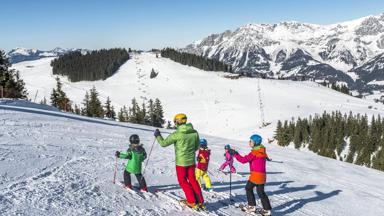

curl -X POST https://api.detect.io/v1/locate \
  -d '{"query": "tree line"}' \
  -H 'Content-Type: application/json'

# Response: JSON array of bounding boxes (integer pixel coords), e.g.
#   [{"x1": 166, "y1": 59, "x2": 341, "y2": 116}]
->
[
  {"x1": 0, "y1": 50, "x2": 27, "y2": 98},
  {"x1": 117, "y1": 98, "x2": 165, "y2": 127},
  {"x1": 51, "y1": 48, "x2": 129, "y2": 82},
  {"x1": 319, "y1": 81, "x2": 350, "y2": 95},
  {"x1": 48, "y1": 77, "x2": 166, "y2": 128},
  {"x1": 275, "y1": 111, "x2": 384, "y2": 171},
  {"x1": 161, "y1": 48, "x2": 232, "y2": 72}
]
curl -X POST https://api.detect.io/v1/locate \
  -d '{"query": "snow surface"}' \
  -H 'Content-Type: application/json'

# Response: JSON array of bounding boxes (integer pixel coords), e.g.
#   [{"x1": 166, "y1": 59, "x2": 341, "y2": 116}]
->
[
  {"x1": 1, "y1": 101, "x2": 384, "y2": 216},
  {"x1": 12, "y1": 52, "x2": 384, "y2": 141}
]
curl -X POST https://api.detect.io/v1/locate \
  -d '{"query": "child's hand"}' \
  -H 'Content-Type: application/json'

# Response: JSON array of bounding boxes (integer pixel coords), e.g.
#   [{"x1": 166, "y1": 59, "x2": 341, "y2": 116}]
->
[
  {"x1": 229, "y1": 149, "x2": 238, "y2": 156},
  {"x1": 154, "y1": 129, "x2": 161, "y2": 137},
  {"x1": 115, "y1": 151, "x2": 120, "y2": 157}
]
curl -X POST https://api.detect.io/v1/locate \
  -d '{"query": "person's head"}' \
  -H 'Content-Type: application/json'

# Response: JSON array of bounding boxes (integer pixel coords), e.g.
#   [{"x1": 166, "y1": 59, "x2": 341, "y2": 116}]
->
[
  {"x1": 129, "y1": 134, "x2": 140, "y2": 145},
  {"x1": 249, "y1": 134, "x2": 262, "y2": 147},
  {"x1": 224, "y1": 144, "x2": 231, "y2": 151},
  {"x1": 199, "y1": 138, "x2": 208, "y2": 148},
  {"x1": 173, "y1": 113, "x2": 187, "y2": 126}
]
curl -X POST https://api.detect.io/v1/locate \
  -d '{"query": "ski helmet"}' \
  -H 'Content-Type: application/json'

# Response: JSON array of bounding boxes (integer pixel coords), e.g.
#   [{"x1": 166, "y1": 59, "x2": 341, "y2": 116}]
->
[
  {"x1": 129, "y1": 134, "x2": 140, "y2": 144},
  {"x1": 224, "y1": 144, "x2": 231, "y2": 150},
  {"x1": 173, "y1": 113, "x2": 187, "y2": 125},
  {"x1": 250, "y1": 134, "x2": 262, "y2": 145},
  {"x1": 199, "y1": 138, "x2": 208, "y2": 147}
]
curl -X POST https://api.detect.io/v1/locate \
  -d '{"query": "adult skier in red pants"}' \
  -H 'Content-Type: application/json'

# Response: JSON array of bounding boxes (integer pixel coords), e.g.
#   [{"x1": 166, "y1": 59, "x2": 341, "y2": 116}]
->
[{"x1": 154, "y1": 113, "x2": 205, "y2": 210}]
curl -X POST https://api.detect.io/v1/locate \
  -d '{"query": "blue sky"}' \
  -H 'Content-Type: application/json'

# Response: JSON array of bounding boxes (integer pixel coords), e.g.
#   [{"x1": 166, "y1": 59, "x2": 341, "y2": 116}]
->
[{"x1": 1, "y1": 0, "x2": 384, "y2": 51}]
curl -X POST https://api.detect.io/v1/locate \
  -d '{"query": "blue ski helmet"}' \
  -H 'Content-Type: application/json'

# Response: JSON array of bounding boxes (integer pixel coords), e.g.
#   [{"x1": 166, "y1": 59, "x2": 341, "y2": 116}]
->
[
  {"x1": 224, "y1": 144, "x2": 231, "y2": 150},
  {"x1": 250, "y1": 134, "x2": 262, "y2": 145},
  {"x1": 199, "y1": 138, "x2": 208, "y2": 147}
]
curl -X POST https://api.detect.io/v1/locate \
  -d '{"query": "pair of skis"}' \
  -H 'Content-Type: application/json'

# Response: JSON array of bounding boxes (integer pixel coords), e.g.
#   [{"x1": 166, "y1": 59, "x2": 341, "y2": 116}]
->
[{"x1": 155, "y1": 190, "x2": 211, "y2": 216}]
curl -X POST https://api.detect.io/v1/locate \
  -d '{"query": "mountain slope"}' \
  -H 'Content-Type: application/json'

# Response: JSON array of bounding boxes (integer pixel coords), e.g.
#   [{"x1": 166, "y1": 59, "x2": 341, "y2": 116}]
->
[
  {"x1": 12, "y1": 52, "x2": 384, "y2": 141},
  {"x1": 7, "y1": 47, "x2": 86, "y2": 63},
  {"x1": 1, "y1": 100, "x2": 384, "y2": 215},
  {"x1": 183, "y1": 13, "x2": 384, "y2": 92}
]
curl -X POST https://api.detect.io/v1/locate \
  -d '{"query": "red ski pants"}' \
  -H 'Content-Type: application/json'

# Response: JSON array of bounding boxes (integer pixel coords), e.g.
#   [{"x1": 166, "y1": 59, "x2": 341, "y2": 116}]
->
[{"x1": 176, "y1": 165, "x2": 204, "y2": 204}]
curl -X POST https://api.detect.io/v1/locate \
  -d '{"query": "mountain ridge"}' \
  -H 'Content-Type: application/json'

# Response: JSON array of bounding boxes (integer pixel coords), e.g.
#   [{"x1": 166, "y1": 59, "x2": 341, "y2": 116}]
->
[
  {"x1": 183, "y1": 12, "x2": 384, "y2": 95},
  {"x1": 7, "y1": 47, "x2": 87, "y2": 63}
]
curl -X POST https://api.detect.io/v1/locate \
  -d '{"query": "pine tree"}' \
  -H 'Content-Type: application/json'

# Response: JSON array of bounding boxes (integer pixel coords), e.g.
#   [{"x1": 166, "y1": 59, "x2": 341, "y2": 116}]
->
[
  {"x1": 118, "y1": 105, "x2": 129, "y2": 122},
  {"x1": 150, "y1": 68, "x2": 158, "y2": 79},
  {"x1": 50, "y1": 88, "x2": 59, "y2": 107},
  {"x1": 140, "y1": 102, "x2": 147, "y2": 124},
  {"x1": 153, "y1": 98, "x2": 165, "y2": 127},
  {"x1": 147, "y1": 99, "x2": 155, "y2": 126},
  {"x1": 81, "y1": 91, "x2": 91, "y2": 116},
  {"x1": 275, "y1": 120, "x2": 284, "y2": 146},
  {"x1": 118, "y1": 107, "x2": 125, "y2": 122},
  {"x1": 88, "y1": 86, "x2": 104, "y2": 118},
  {"x1": 74, "y1": 104, "x2": 81, "y2": 115},
  {"x1": 293, "y1": 118, "x2": 303, "y2": 149},
  {"x1": 0, "y1": 50, "x2": 28, "y2": 99},
  {"x1": 50, "y1": 77, "x2": 71, "y2": 111},
  {"x1": 128, "y1": 98, "x2": 140, "y2": 123},
  {"x1": 110, "y1": 106, "x2": 116, "y2": 120},
  {"x1": 104, "y1": 97, "x2": 116, "y2": 119}
]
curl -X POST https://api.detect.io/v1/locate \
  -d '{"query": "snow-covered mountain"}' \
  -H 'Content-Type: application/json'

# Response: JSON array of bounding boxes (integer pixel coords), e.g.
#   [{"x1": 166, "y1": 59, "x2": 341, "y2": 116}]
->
[
  {"x1": 11, "y1": 52, "x2": 384, "y2": 141},
  {"x1": 184, "y1": 13, "x2": 384, "y2": 92},
  {"x1": 7, "y1": 47, "x2": 87, "y2": 63},
  {"x1": 1, "y1": 99, "x2": 384, "y2": 216}
]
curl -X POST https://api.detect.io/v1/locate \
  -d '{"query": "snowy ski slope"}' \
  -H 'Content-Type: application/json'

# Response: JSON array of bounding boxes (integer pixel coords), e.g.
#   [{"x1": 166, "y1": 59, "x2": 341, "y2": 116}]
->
[
  {"x1": 1, "y1": 101, "x2": 384, "y2": 216},
  {"x1": 12, "y1": 52, "x2": 384, "y2": 141}
]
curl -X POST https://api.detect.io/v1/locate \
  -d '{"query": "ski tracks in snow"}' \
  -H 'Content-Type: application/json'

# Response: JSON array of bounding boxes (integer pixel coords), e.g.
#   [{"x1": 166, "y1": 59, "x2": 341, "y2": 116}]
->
[{"x1": 134, "y1": 56, "x2": 151, "y2": 102}]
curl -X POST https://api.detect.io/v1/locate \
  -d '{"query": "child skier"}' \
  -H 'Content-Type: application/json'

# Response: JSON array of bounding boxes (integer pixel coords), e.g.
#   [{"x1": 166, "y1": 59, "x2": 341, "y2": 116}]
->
[
  {"x1": 231, "y1": 134, "x2": 272, "y2": 215},
  {"x1": 219, "y1": 144, "x2": 236, "y2": 173},
  {"x1": 115, "y1": 134, "x2": 148, "y2": 192},
  {"x1": 195, "y1": 138, "x2": 213, "y2": 192}
]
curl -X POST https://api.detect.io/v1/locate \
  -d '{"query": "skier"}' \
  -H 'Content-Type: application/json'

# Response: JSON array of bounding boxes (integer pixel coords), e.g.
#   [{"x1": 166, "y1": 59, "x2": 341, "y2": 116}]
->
[
  {"x1": 115, "y1": 134, "x2": 148, "y2": 192},
  {"x1": 195, "y1": 138, "x2": 213, "y2": 192},
  {"x1": 219, "y1": 144, "x2": 236, "y2": 173},
  {"x1": 231, "y1": 134, "x2": 272, "y2": 215},
  {"x1": 154, "y1": 113, "x2": 205, "y2": 210}
]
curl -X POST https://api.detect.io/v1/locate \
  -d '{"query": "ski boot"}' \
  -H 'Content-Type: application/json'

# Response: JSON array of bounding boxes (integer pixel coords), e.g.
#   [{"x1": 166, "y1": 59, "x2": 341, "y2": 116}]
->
[
  {"x1": 256, "y1": 208, "x2": 272, "y2": 216},
  {"x1": 123, "y1": 184, "x2": 133, "y2": 190},
  {"x1": 241, "y1": 205, "x2": 256, "y2": 213},
  {"x1": 180, "y1": 200, "x2": 199, "y2": 210},
  {"x1": 198, "y1": 202, "x2": 206, "y2": 210}
]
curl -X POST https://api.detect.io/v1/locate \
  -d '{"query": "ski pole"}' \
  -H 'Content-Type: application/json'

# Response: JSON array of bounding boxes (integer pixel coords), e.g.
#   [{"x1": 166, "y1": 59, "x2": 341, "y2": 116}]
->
[
  {"x1": 229, "y1": 171, "x2": 232, "y2": 205},
  {"x1": 207, "y1": 170, "x2": 215, "y2": 177},
  {"x1": 269, "y1": 160, "x2": 283, "y2": 164},
  {"x1": 142, "y1": 137, "x2": 156, "y2": 178},
  {"x1": 113, "y1": 156, "x2": 118, "y2": 184}
]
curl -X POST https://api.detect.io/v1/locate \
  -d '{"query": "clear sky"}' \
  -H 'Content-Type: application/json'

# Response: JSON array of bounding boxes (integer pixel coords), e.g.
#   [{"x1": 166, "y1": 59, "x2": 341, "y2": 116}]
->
[{"x1": 1, "y1": 0, "x2": 384, "y2": 51}]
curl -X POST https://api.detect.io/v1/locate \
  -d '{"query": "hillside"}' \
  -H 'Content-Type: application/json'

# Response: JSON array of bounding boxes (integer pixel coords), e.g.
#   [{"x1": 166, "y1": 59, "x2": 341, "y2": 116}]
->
[
  {"x1": 1, "y1": 101, "x2": 384, "y2": 215},
  {"x1": 12, "y1": 52, "x2": 384, "y2": 141},
  {"x1": 183, "y1": 13, "x2": 384, "y2": 96}
]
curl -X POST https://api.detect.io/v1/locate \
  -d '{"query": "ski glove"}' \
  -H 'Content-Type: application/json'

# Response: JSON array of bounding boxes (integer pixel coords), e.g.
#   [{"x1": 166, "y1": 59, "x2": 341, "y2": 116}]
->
[
  {"x1": 154, "y1": 129, "x2": 161, "y2": 137},
  {"x1": 229, "y1": 149, "x2": 238, "y2": 156},
  {"x1": 115, "y1": 151, "x2": 120, "y2": 157},
  {"x1": 266, "y1": 157, "x2": 272, "y2": 161}
]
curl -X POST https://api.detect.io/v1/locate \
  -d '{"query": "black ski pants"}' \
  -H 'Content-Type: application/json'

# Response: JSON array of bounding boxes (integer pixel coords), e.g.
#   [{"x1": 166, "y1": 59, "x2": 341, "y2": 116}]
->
[
  {"x1": 124, "y1": 170, "x2": 147, "y2": 189},
  {"x1": 245, "y1": 180, "x2": 272, "y2": 210}
]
